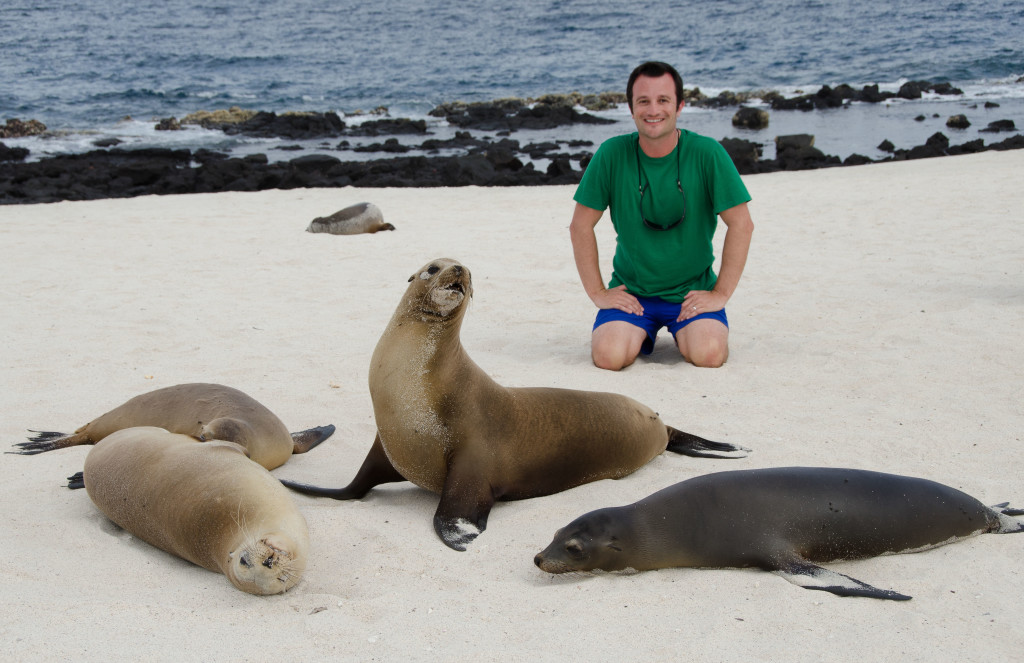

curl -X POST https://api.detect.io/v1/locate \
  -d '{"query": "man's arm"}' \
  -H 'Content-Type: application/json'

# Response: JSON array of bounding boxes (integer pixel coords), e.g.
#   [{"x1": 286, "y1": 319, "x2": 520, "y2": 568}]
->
[
  {"x1": 679, "y1": 201, "x2": 753, "y2": 319},
  {"x1": 569, "y1": 203, "x2": 644, "y2": 315}
]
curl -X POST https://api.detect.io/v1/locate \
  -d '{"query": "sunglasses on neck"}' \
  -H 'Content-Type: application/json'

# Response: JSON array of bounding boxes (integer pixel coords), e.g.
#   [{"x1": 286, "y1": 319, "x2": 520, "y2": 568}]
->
[{"x1": 636, "y1": 134, "x2": 686, "y2": 231}]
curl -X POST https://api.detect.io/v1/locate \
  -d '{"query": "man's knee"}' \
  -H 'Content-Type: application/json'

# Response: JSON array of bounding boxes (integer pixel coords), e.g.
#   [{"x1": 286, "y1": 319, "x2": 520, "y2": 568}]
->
[
  {"x1": 676, "y1": 323, "x2": 729, "y2": 368},
  {"x1": 685, "y1": 339, "x2": 729, "y2": 368},
  {"x1": 591, "y1": 327, "x2": 642, "y2": 371},
  {"x1": 592, "y1": 346, "x2": 636, "y2": 371}
]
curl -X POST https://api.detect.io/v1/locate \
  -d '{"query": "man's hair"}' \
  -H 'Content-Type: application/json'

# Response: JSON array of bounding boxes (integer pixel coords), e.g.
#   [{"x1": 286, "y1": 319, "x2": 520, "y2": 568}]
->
[{"x1": 626, "y1": 61, "x2": 684, "y2": 111}]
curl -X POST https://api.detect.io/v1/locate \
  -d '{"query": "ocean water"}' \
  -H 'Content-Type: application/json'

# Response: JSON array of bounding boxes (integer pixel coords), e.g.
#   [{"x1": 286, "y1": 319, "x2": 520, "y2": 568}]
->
[{"x1": 2, "y1": 0, "x2": 1022, "y2": 162}]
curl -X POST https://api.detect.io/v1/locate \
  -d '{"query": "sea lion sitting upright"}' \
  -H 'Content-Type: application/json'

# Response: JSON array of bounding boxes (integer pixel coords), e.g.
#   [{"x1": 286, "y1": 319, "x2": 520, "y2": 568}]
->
[
  {"x1": 306, "y1": 202, "x2": 394, "y2": 235},
  {"x1": 282, "y1": 258, "x2": 749, "y2": 551},
  {"x1": 13, "y1": 383, "x2": 334, "y2": 474},
  {"x1": 535, "y1": 466, "x2": 1024, "y2": 601},
  {"x1": 83, "y1": 427, "x2": 309, "y2": 595}
]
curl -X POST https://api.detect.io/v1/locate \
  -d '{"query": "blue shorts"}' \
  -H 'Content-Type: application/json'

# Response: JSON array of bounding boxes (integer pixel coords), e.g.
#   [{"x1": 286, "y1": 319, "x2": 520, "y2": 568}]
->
[{"x1": 593, "y1": 295, "x2": 728, "y2": 355}]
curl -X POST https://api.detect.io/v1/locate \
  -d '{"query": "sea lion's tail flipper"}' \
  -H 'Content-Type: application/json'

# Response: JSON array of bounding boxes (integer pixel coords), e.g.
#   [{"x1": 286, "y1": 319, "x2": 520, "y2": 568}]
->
[
  {"x1": 289, "y1": 424, "x2": 336, "y2": 454},
  {"x1": 665, "y1": 427, "x2": 751, "y2": 459},
  {"x1": 773, "y1": 558, "x2": 912, "y2": 601},
  {"x1": 278, "y1": 479, "x2": 353, "y2": 499},
  {"x1": 989, "y1": 502, "x2": 1024, "y2": 532},
  {"x1": 66, "y1": 471, "x2": 85, "y2": 490},
  {"x1": 280, "y1": 434, "x2": 405, "y2": 500},
  {"x1": 10, "y1": 430, "x2": 88, "y2": 455}
]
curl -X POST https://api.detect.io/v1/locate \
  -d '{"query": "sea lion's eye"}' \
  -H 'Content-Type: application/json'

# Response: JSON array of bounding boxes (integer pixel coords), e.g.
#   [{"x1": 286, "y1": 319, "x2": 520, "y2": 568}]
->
[
  {"x1": 565, "y1": 540, "x2": 584, "y2": 559},
  {"x1": 239, "y1": 553, "x2": 253, "y2": 568}
]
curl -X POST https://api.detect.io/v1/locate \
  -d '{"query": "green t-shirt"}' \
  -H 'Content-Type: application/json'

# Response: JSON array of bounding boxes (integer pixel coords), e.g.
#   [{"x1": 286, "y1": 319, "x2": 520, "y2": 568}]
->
[{"x1": 574, "y1": 130, "x2": 751, "y2": 302}]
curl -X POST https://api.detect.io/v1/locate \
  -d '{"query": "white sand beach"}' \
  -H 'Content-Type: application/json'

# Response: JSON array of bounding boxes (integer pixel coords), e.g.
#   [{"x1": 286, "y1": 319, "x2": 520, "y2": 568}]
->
[{"x1": 2, "y1": 150, "x2": 1022, "y2": 661}]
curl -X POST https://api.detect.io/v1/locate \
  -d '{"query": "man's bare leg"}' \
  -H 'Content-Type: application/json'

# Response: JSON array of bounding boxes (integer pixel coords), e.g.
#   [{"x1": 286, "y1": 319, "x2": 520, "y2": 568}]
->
[
  {"x1": 592, "y1": 321, "x2": 647, "y2": 371},
  {"x1": 675, "y1": 319, "x2": 729, "y2": 367}
]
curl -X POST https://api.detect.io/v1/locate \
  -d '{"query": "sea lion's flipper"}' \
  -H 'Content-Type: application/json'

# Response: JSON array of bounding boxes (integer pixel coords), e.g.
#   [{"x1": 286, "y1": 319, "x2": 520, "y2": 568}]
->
[
  {"x1": 773, "y1": 558, "x2": 912, "y2": 601},
  {"x1": 10, "y1": 430, "x2": 90, "y2": 455},
  {"x1": 433, "y1": 455, "x2": 495, "y2": 552},
  {"x1": 990, "y1": 503, "x2": 1024, "y2": 532},
  {"x1": 665, "y1": 427, "x2": 751, "y2": 459},
  {"x1": 279, "y1": 433, "x2": 405, "y2": 500},
  {"x1": 991, "y1": 502, "x2": 1024, "y2": 517},
  {"x1": 66, "y1": 471, "x2": 85, "y2": 490},
  {"x1": 289, "y1": 424, "x2": 336, "y2": 454}
]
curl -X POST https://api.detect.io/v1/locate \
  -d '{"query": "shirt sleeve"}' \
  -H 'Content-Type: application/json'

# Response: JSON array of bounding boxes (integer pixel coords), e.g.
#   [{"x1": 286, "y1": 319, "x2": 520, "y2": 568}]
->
[
  {"x1": 708, "y1": 140, "x2": 752, "y2": 215},
  {"x1": 573, "y1": 140, "x2": 614, "y2": 212}
]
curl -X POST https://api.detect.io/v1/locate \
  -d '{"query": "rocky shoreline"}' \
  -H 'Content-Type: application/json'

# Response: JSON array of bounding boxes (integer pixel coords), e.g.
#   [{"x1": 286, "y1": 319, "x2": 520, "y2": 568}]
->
[{"x1": 2, "y1": 82, "x2": 1022, "y2": 204}]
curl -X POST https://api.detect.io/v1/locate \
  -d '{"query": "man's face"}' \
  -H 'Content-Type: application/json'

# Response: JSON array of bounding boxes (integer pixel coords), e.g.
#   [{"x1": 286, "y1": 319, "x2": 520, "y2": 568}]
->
[{"x1": 630, "y1": 73, "x2": 684, "y2": 142}]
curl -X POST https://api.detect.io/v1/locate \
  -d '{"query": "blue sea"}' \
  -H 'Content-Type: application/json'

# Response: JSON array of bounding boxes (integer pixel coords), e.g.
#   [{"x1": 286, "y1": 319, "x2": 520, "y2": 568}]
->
[{"x1": 2, "y1": 0, "x2": 1022, "y2": 163}]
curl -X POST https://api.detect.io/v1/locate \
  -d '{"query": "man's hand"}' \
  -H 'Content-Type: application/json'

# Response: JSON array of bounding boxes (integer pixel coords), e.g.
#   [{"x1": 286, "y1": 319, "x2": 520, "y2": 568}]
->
[
  {"x1": 678, "y1": 289, "x2": 727, "y2": 321},
  {"x1": 592, "y1": 284, "x2": 644, "y2": 316}
]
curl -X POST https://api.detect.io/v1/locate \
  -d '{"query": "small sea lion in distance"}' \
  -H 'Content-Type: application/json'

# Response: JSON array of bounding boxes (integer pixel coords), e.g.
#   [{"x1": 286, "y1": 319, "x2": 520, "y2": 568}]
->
[
  {"x1": 83, "y1": 427, "x2": 309, "y2": 595},
  {"x1": 282, "y1": 258, "x2": 749, "y2": 551},
  {"x1": 535, "y1": 466, "x2": 1024, "y2": 601},
  {"x1": 12, "y1": 383, "x2": 334, "y2": 474},
  {"x1": 306, "y1": 202, "x2": 394, "y2": 234}
]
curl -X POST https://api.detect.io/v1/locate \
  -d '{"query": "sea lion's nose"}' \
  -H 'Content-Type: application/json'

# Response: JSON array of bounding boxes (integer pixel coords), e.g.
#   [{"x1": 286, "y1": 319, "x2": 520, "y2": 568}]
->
[{"x1": 533, "y1": 553, "x2": 543, "y2": 567}]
